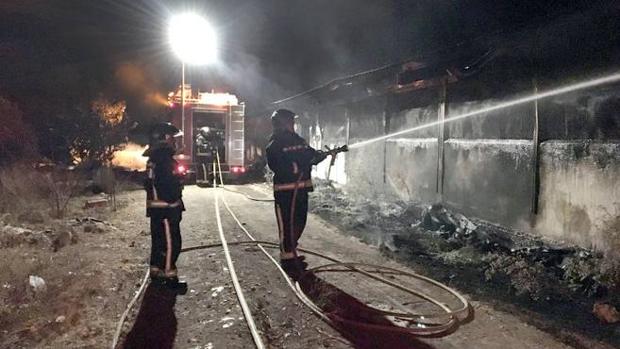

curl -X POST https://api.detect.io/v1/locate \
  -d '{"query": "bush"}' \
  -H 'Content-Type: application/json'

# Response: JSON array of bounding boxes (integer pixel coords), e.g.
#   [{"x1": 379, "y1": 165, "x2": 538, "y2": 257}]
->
[
  {"x1": 0, "y1": 164, "x2": 83, "y2": 218},
  {"x1": 42, "y1": 168, "x2": 83, "y2": 218},
  {"x1": 0, "y1": 164, "x2": 49, "y2": 213}
]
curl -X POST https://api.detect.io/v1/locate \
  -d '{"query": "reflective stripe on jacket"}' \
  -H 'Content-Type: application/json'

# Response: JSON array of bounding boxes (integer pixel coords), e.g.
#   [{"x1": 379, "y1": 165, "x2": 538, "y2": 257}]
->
[
  {"x1": 266, "y1": 131, "x2": 326, "y2": 192},
  {"x1": 146, "y1": 199, "x2": 183, "y2": 208},
  {"x1": 273, "y1": 179, "x2": 313, "y2": 192}
]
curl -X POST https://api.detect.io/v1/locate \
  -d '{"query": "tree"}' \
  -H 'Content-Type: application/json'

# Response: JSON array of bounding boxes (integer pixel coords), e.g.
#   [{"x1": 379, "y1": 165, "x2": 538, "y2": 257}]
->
[{"x1": 69, "y1": 97, "x2": 128, "y2": 167}]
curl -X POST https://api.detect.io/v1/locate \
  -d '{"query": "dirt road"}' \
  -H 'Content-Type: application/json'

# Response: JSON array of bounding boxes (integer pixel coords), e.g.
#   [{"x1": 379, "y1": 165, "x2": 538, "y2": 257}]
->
[{"x1": 115, "y1": 184, "x2": 610, "y2": 349}]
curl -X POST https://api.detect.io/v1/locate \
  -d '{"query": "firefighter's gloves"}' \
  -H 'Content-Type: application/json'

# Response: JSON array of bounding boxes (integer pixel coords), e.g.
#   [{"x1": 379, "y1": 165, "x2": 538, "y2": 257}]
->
[
  {"x1": 323, "y1": 145, "x2": 349, "y2": 159},
  {"x1": 313, "y1": 145, "x2": 348, "y2": 165},
  {"x1": 324, "y1": 145, "x2": 348, "y2": 155}
]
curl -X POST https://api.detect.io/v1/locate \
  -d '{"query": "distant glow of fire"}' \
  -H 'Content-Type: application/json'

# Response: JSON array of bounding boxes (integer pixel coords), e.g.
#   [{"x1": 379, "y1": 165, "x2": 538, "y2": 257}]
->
[{"x1": 111, "y1": 143, "x2": 148, "y2": 171}]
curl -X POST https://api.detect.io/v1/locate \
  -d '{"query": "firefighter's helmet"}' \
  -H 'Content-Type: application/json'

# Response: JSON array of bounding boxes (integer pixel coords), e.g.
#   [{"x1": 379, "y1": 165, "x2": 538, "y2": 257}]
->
[
  {"x1": 271, "y1": 109, "x2": 297, "y2": 130},
  {"x1": 199, "y1": 126, "x2": 211, "y2": 136},
  {"x1": 149, "y1": 122, "x2": 182, "y2": 146},
  {"x1": 271, "y1": 109, "x2": 297, "y2": 121}
]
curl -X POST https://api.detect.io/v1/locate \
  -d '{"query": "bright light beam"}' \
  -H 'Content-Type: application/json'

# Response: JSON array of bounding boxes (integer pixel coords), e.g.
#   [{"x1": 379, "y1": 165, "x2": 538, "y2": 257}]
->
[
  {"x1": 349, "y1": 72, "x2": 620, "y2": 149},
  {"x1": 168, "y1": 13, "x2": 217, "y2": 65}
]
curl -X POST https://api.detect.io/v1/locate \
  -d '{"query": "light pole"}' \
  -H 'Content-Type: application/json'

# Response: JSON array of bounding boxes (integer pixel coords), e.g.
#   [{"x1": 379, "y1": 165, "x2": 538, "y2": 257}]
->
[
  {"x1": 182, "y1": 62, "x2": 185, "y2": 138},
  {"x1": 168, "y1": 13, "x2": 217, "y2": 143}
]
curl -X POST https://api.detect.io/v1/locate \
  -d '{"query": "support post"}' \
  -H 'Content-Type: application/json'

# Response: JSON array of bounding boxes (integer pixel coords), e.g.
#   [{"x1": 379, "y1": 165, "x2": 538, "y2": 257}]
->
[
  {"x1": 345, "y1": 106, "x2": 350, "y2": 146},
  {"x1": 531, "y1": 79, "x2": 540, "y2": 215},
  {"x1": 383, "y1": 96, "x2": 391, "y2": 184},
  {"x1": 181, "y1": 62, "x2": 185, "y2": 138},
  {"x1": 436, "y1": 78, "x2": 447, "y2": 201}
]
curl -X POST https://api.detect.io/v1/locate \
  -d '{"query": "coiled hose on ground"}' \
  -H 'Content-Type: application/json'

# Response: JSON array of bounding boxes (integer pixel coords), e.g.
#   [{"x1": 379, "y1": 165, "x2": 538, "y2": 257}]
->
[{"x1": 111, "y1": 155, "x2": 472, "y2": 348}]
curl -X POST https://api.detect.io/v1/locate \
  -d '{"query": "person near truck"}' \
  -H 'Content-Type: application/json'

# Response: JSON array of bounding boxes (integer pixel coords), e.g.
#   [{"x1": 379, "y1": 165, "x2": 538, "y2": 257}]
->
[{"x1": 143, "y1": 122, "x2": 187, "y2": 294}]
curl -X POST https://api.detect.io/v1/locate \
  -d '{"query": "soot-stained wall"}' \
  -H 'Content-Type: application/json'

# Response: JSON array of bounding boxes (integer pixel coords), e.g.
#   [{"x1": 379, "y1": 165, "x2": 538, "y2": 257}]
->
[
  {"x1": 345, "y1": 97, "x2": 387, "y2": 195},
  {"x1": 537, "y1": 141, "x2": 620, "y2": 253},
  {"x1": 442, "y1": 139, "x2": 534, "y2": 229},
  {"x1": 276, "y1": 77, "x2": 620, "y2": 254}
]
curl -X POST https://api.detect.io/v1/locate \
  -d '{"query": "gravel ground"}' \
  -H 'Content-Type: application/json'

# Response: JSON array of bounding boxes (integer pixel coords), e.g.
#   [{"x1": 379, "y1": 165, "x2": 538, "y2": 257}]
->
[{"x1": 3, "y1": 184, "x2": 613, "y2": 348}]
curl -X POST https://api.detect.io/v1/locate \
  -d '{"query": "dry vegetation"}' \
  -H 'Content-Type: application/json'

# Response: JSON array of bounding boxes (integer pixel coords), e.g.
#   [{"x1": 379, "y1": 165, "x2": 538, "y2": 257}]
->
[{"x1": 0, "y1": 164, "x2": 147, "y2": 348}]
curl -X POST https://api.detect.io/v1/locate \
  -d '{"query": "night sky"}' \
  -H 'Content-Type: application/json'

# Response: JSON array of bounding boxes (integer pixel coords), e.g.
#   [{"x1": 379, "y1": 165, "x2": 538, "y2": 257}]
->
[{"x1": 0, "y1": 0, "x2": 615, "y2": 120}]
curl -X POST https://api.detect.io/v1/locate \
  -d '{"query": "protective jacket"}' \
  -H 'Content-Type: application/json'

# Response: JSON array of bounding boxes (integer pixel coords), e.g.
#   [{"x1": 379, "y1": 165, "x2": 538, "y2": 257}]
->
[
  {"x1": 266, "y1": 130, "x2": 327, "y2": 192},
  {"x1": 143, "y1": 146, "x2": 185, "y2": 217}
]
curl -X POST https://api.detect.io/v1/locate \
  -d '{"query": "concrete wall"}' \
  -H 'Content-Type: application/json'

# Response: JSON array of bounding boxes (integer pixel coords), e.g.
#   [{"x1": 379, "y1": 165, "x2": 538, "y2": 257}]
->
[
  {"x1": 536, "y1": 141, "x2": 620, "y2": 253},
  {"x1": 385, "y1": 138, "x2": 438, "y2": 203},
  {"x1": 443, "y1": 139, "x2": 534, "y2": 229},
  {"x1": 447, "y1": 100, "x2": 534, "y2": 140},
  {"x1": 283, "y1": 80, "x2": 620, "y2": 254},
  {"x1": 344, "y1": 98, "x2": 387, "y2": 196},
  {"x1": 308, "y1": 105, "x2": 349, "y2": 184},
  {"x1": 538, "y1": 85, "x2": 620, "y2": 141}
]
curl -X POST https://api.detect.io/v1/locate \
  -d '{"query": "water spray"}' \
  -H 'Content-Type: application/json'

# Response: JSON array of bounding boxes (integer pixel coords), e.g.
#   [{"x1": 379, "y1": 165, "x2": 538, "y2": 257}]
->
[{"x1": 349, "y1": 72, "x2": 620, "y2": 149}]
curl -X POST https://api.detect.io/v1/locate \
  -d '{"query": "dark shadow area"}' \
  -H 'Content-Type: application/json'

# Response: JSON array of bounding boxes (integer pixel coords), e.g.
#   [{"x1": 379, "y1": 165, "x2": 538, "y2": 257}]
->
[
  {"x1": 122, "y1": 284, "x2": 178, "y2": 349},
  {"x1": 298, "y1": 271, "x2": 437, "y2": 349}
]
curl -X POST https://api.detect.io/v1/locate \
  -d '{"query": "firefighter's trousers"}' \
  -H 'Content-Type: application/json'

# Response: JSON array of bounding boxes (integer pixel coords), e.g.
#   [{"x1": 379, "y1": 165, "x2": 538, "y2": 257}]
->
[
  {"x1": 150, "y1": 208, "x2": 182, "y2": 277},
  {"x1": 197, "y1": 161, "x2": 213, "y2": 184},
  {"x1": 274, "y1": 189, "x2": 308, "y2": 257}
]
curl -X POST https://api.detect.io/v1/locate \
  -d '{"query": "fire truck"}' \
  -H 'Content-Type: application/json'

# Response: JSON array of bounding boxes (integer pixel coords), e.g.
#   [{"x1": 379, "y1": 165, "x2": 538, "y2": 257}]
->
[{"x1": 168, "y1": 85, "x2": 246, "y2": 184}]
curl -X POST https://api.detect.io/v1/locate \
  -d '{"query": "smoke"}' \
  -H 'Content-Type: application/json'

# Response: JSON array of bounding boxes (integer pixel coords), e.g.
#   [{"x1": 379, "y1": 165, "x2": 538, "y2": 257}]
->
[
  {"x1": 215, "y1": 52, "x2": 286, "y2": 113},
  {"x1": 114, "y1": 62, "x2": 168, "y2": 109},
  {"x1": 195, "y1": 0, "x2": 397, "y2": 110},
  {"x1": 111, "y1": 142, "x2": 147, "y2": 171},
  {"x1": 144, "y1": 91, "x2": 168, "y2": 108}
]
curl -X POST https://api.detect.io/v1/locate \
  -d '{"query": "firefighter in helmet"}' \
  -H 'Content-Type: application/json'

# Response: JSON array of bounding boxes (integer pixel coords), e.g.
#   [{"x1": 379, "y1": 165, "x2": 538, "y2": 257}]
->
[
  {"x1": 142, "y1": 122, "x2": 187, "y2": 294},
  {"x1": 266, "y1": 109, "x2": 331, "y2": 278},
  {"x1": 195, "y1": 126, "x2": 225, "y2": 184},
  {"x1": 196, "y1": 126, "x2": 225, "y2": 156}
]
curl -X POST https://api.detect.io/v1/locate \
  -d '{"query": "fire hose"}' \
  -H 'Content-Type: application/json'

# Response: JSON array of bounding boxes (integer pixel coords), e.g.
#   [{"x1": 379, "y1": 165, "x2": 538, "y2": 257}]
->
[
  {"x1": 212, "y1": 158, "x2": 265, "y2": 349},
  {"x1": 221, "y1": 186, "x2": 273, "y2": 202},
  {"x1": 210, "y1": 150, "x2": 471, "y2": 338},
  {"x1": 112, "y1": 70, "x2": 620, "y2": 346},
  {"x1": 112, "y1": 150, "x2": 472, "y2": 348}
]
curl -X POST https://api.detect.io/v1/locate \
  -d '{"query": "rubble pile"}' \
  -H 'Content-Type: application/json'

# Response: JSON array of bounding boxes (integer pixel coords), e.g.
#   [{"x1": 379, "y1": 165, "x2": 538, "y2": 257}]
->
[
  {"x1": 416, "y1": 204, "x2": 617, "y2": 301},
  {"x1": 0, "y1": 225, "x2": 78, "y2": 251},
  {"x1": 0, "y1": 217, "x2": 113, "y2": 252},
  {"x1": 310, "y1": 181, "x2": 620, "y2": 308},
  {"x1": 310, "y1": 180, "x2": 412, "y2": 246}
]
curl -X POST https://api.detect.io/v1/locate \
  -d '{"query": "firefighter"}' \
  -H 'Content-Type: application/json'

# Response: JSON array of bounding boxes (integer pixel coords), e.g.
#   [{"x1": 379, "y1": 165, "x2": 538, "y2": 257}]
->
[
  {"x1": 195, "y1": 126, "x2": 225, "y2": 184},
  {"x1": 266, "y1": 109, "x2": 330, "y2": 277},
  {"x1": 195, "y1": 126, "x2": 220, "y2": 157},
  {"x1": 143, "y1": 122, "x2": 187, "y2": 294}
]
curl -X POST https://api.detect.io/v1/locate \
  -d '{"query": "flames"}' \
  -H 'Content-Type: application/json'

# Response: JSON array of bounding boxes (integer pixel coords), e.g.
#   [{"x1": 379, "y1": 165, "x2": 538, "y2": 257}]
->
[{"x1": 111, "y1": 143, "x2": 148, "y2": 171}]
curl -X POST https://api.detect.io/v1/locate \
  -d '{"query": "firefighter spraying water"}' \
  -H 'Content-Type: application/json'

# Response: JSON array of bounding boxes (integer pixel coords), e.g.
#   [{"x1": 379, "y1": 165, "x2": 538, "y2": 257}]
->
[{"x1": 266, "y1": 109, "x2": 348, "y2": 279}]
